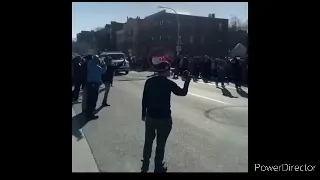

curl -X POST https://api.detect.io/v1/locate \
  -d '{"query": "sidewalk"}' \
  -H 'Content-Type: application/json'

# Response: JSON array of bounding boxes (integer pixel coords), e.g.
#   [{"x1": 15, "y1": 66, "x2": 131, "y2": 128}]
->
[{"x1": 72, "y1": 108, "x2": 99, "y2": 172}]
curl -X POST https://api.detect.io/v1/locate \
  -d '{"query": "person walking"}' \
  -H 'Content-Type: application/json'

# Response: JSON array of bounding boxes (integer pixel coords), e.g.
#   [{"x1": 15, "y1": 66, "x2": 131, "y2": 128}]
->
[
  {"x1": 101, "y1": 56, "x2": 124, "y2": 106},
  {"x1": 141, "y1": 59, "x2": 191, "y2": 173},
  {"x1": 83, "y1": 55, "x2": 107, "y2": 120},
  {"x1": 231, "y1": 57, "x2": 242, "y2": 89},
  {"x1": 215, "y1": 58, "x2": 226, "y2": 88}
]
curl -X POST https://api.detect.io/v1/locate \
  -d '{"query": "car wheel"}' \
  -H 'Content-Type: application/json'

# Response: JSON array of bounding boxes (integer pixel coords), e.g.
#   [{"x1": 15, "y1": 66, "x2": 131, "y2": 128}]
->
[{"x1": 125, "y1": 71, "x2": 129, "y2": 75}]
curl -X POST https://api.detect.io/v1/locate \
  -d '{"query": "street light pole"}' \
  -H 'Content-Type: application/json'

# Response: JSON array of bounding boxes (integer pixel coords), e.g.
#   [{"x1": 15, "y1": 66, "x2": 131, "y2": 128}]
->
[{"x1": 158, "y1": 6, "x2": 180, "y2": 56}]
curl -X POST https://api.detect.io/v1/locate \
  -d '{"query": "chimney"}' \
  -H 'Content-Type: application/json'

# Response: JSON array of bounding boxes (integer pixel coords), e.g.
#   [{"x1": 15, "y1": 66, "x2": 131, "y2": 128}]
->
[{"x1": 211, "y1": 13, "x2": 215, "y2": 18}]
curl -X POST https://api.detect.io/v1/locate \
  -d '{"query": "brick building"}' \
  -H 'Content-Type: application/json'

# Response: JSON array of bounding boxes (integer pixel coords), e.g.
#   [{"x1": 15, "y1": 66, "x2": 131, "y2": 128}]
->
[
  {"x1": 116, "y1": 16, "x2": 148, "y2": 57},
  {"x1": 109, "y1": 21, "x2": 124, "y2": 51},
  {"x1": 76, "y1": 30, "x2": 95, "y2": 44},
  {"x1": 116, "y1": 10, "x2": 229, "y2": 58}
]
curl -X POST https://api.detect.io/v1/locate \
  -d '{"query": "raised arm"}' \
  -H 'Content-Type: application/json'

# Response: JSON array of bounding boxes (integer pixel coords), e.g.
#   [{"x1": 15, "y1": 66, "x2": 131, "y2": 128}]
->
[{"x1": 171, "y1": 78, "x2": 191, "y2": 96}]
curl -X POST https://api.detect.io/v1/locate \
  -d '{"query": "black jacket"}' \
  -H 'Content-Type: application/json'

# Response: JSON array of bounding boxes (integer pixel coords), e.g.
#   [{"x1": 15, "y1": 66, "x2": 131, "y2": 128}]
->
[
  {"x1": 142, "y1": 76, "x2": 190, "y2": 119},
  {"x1": 101, "y1": 63, "x2": 123, "y2": 83},
  {"x1": 73, "y1": 62, "x2": 86, "y2": 82}
]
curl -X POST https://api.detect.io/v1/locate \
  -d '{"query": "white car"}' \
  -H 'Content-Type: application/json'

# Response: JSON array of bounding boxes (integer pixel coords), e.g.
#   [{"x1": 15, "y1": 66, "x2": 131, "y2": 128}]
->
[{"x1": 99, "y1": 52, "x2": 130, "y2": 74}]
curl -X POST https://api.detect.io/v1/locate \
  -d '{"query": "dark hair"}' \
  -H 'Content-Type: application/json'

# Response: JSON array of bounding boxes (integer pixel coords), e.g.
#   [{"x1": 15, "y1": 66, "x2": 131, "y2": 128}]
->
[{"x1": 83, "y1": 55, "x2": 92, "y2": 61}]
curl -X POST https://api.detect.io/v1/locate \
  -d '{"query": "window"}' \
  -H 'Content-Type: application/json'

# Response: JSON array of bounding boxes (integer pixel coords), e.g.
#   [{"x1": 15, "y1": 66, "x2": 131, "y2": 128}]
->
[
  {"x1": 219, "y1": 23, "x2": 223, "y2": 31},
  {"x1": 152, "y1": 37, "x2": 154, "y2": 40},
  {"x1": 160, "y1": 36, "x2": 162, "y2": 40},
  {"x1": 189, "y1": 36, "x2": 194, "y2": 44},
  {"x1": 160, "y1": 20, "x2": 164, "y2": 26},
  {"x1": 168, "y1": 36, "x2": 171, "y2": 40},
  {"x1": 218, "y1": 40, "x2": 223, "y2": 43}
]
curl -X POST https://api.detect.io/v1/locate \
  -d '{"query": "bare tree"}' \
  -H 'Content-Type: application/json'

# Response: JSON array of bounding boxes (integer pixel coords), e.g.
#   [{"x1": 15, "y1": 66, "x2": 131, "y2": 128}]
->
[
  {"x1": 241, "y1": 19, "x2": 248, "y2": 32},
  {"x1": 229, "y1": 16, "x2": 242, "y2": 31}
]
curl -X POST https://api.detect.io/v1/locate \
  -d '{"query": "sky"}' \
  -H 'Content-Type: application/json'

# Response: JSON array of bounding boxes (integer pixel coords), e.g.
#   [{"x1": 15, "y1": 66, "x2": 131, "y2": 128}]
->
[{"x1": 72, "y1": 2, "x2": 248, "y2": 39}]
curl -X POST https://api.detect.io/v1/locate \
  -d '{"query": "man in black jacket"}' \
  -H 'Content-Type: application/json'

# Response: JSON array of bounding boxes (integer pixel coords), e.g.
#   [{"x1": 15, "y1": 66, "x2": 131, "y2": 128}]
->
[
  {"x1": 101, "y1": 56, "x2": 124, "y2": 106},
  {"x1": 72, "y1": 56, "x2": 85, "y2": 103},
  {"x1": 141, "y1": 60, "x2": 191, "y2": 173}
]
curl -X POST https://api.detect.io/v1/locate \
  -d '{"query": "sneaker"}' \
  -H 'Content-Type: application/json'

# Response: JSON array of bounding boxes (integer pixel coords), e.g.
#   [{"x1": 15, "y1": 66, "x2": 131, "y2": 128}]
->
[
  {"x1": 102, "y1": 102, "x2": 110, "y2": 106},
  {"x1": 72, "y1": 99, "x2": 81, "y2": 104},
  {"x1": 141, "y1": 160, "x2": 150, "y2": 173},
  {"x1": 154, "y1": 162, "x2": 167, "y2": 173}
]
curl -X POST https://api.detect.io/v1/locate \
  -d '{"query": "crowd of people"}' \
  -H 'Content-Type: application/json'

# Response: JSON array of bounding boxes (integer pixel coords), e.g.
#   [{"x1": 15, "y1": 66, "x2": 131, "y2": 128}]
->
[
  {"x1": 172, "y1": 55, "x2": 247, "y2": 89},
  {"x1": 72, "y1": 54, "x2": 124, "y2": 120},
  {"x1": 127, "y1": 54, "x2": 248, "y2": 89}
]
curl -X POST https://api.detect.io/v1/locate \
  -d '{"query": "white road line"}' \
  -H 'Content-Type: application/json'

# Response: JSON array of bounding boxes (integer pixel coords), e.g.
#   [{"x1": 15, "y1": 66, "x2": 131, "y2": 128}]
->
[
  {"x1": 188, "y1": 92, "x2": 229, "y2": 104},
  {"x1": 196, "y1": 81, "x2": 248, "y2": 91},
  {"x1": 125, "y1": 75, "x2": 232, "y2": 104}
]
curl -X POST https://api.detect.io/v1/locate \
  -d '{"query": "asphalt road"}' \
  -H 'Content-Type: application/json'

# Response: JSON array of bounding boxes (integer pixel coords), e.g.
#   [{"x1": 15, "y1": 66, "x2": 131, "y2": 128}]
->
[{"x1": 72, "y1": 71, "x2": 248, "y2": 172}]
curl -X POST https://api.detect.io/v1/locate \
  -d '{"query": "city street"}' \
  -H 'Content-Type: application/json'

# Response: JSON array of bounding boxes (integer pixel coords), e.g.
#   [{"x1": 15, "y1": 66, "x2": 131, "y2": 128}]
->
[{"x1": 72, "y1": 71, "x2": 248, "y2": 172}]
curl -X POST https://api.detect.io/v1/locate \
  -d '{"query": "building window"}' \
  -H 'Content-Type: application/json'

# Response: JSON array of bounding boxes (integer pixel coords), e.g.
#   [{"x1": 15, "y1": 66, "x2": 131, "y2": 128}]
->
[
  {"x1": 190, "y1": 36, "x2": 194, "y2": 44},
  {"x1": 160, "y1": 36, "x2": 162, "y2": 40},
  {"x1": 152, "y1": 37, "x2": 154, "y2": 40},
  {"x1": 219, "y1": 23, "x2": 223, "y2": 31},
  {"x1": 168, "y1": 36, "x2": 171, "y2": 40},
  {"x1": 218, "y1": 40, "x2": 222, "y2": 43},
  {"x1": 160, "y1": 20, "x2": 164, "y2": 26}
]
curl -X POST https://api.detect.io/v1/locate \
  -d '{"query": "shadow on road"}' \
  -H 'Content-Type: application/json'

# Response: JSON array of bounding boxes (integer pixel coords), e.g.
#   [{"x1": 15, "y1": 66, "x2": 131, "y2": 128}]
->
[
  {"x1": 98, "y1": 87, "x2": 106, "y2": 94},
  {"x1": 94, "y1": 105, "x2": 105, "y2": 115},
  {"x1": 218, "y1": 87, "x2": 238, "y2": 98},
  {"x1": 72, "y1": 113, "x2": 89, "y2": 141},
  {"x1": 236, "y1": 88, "x2": 248, "y2": 98}
]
